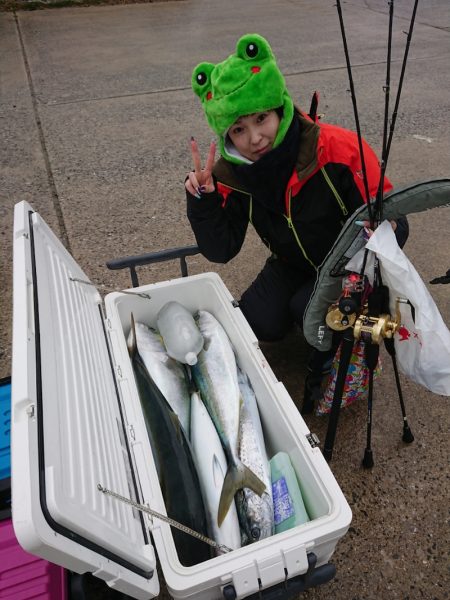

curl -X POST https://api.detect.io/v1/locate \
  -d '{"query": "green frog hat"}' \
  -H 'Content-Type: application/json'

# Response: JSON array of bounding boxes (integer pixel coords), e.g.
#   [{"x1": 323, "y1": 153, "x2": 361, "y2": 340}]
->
[{"x1": 191, "y1": 33, "x2": 294, "y2": 163}]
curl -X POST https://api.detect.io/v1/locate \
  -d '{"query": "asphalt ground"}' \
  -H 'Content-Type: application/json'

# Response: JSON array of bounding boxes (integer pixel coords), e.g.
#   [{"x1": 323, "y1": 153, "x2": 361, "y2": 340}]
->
[{"x1": 1, "y1": 1, "x2": 449, "y2": 598}]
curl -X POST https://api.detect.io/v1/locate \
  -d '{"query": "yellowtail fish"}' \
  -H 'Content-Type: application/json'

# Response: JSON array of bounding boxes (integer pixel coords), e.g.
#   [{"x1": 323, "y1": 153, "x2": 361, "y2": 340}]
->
[
  {"x1": 190, "y1": 391, "x2": 241, "y2": 553},
  {"x1": 127, "y1": 314, "x2": 210, "y2": 566},
  {"x1": 236, "y1": 368, "x2": 274, "y2": 544},
  {"x1": 191, "y1": 310, "x2": 266, "y2": 527},
  {"x1": 133, "y1": 319, "x2": 191, "y2": 438}
]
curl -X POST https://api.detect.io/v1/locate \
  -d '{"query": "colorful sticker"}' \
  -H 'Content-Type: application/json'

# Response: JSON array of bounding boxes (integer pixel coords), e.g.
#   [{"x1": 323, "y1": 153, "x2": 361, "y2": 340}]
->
[{"x1": 272, "y1": 477, "x2": 294, "y2": 525}]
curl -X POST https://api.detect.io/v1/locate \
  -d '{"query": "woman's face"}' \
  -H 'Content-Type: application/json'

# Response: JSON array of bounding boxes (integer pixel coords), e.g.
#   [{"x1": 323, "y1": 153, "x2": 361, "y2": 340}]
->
[{"x1": 227, "y1": 110, "x2": 280, "y2": 162}]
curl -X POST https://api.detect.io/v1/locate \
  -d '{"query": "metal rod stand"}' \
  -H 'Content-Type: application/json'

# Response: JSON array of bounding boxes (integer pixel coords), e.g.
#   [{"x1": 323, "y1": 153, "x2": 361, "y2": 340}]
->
[
  {"x1": 384, "y1": 338, "x2": 414, "y2": 443},
  {"x1": 362, "y1": 342, "x2": 380, "y2": 468},
  {"x1": 323, "y1": 328, "x2": 355, "y2": 462}
]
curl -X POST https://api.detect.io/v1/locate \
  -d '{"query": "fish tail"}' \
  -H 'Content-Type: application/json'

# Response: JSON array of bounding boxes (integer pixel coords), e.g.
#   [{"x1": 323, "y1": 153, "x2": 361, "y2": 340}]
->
[
  {"x1": 127, "y1": 313, "x2": 137, "y2": 358},
  {"x1": 217, "y1": 460, "x2": 266, "y2": 527}
]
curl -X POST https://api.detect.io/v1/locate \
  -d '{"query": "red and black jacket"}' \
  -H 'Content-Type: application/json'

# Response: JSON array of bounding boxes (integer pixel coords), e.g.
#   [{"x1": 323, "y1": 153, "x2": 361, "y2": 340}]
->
[{"x1": 186, "y1": 111, "x2": 394, "y2": 276}]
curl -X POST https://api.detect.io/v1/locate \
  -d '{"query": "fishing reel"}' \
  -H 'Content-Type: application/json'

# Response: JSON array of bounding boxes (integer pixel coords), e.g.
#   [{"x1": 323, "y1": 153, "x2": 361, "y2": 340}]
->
[
  {"x1": 326, "y1": 274, "x2": 403, "y2": 345},
  {"x1": 325, "y1": 273, "x2": 363, "y2": 332},
  {"x1": 353, "y1": 312, "x2": 399, "y2": 344}
]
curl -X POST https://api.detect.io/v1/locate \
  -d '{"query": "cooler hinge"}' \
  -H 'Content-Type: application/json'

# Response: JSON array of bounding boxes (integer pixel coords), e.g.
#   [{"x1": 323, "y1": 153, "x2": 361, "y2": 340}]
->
[{"x1": 306, "y1": 432, "x2": 320, "y2": 448}]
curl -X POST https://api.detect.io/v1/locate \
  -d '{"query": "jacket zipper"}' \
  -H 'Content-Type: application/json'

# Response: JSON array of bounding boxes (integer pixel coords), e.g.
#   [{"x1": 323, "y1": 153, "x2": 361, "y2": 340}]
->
[
  {"x1": 320, "y1": 167, "x2": 348, "y2": 216},
  {"x1": 220, "y1": 179, "x2": 319, "y2": 267},
  {"x1": 285, "y1": 188, "x2": 317, "y2": 271}
]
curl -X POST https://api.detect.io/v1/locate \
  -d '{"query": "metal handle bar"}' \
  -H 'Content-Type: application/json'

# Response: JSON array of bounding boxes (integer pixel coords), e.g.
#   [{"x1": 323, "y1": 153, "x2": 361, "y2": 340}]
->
[{"x1": 106, "y1": 245, "x2": 200, "y2": 287}]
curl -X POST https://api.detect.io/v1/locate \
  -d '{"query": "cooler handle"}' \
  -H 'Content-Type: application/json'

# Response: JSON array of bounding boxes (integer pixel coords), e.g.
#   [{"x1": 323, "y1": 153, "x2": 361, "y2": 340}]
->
[{"x1": 106, "y1": 246, "x2": 200, "y2": 287}]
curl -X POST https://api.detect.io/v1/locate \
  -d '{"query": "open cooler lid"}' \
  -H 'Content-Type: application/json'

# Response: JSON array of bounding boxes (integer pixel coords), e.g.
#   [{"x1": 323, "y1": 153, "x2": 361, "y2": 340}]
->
[{"x1": 11, "y1": 201, "x2": 159, "y2": 599}]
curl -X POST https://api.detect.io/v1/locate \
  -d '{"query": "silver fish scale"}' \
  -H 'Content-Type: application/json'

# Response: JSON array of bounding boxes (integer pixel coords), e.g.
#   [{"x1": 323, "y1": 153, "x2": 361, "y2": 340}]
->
[
  {"x1": 195, "y1": 311, "x2": 241, "y2": 458},
  {"x1": 239, "y1": 416, "x2": 266, "y2": 481},
  {"x1": 237, "y1": 374, "x2": 274, "y2": 542},
  {"x1": 134, "y1": 321, "x2": 191, "y2": 436}
]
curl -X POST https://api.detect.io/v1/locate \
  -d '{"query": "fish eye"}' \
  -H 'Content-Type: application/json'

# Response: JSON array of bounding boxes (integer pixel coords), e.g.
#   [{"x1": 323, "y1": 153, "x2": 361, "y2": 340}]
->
[
  {"x1": 246, "y1": 42, "x2": 258, "y2": 58},
  {"x1": 196, "y1": 72, "x2": 208, "y2": 86},
  {"x1": 251, "y1": 526, "x2": 261, "y2": 540}
]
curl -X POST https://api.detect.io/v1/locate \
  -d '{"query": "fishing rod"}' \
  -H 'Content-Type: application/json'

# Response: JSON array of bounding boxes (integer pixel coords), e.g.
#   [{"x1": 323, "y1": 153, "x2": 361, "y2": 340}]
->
[
  {"x1": 374, "y1": 0, "x2": 420, "y2": 219},
  {"x1": 374, "y1": 0, "x2": 394, "y2": 226},
  {"x1": 335, "y1": 0, "x2": 374, "y2": 227},
  {"x1": 324, "y1": 0, "x2": 389, "y2": 464},
  {"x1": 364, "y1": 0, "x2": 417, "y2": 463},
  {"x1": 384, "y1": 0, "x2": 419, "y2": 166},
  {"x1": 361, "y1": 0, "x2": 395, "y2": 469},
  {"x1": 324, "y1": 0, "x2": 419, "y2": 465}
]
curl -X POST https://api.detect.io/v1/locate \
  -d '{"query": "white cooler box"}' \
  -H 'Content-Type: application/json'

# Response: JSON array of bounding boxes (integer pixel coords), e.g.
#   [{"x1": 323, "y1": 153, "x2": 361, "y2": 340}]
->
[{"x1": 11, "y1": 200, "x2": 352, "y2": 600}]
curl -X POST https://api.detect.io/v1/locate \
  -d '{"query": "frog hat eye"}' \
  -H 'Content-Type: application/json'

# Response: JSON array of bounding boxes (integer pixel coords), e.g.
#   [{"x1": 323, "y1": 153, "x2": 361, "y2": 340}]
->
[
  {"x1": 192, "y1": 62, "x2": 215, "y2": 100},
  {"x1": 246, "y1": 42, "x2": 258, "y2": 58},
  {"x1": 196, "y1": 72, "x2": 208, "y2": 86},
  {"x1": 236, "y1": 34, "x2": 272, "y2": 62}
]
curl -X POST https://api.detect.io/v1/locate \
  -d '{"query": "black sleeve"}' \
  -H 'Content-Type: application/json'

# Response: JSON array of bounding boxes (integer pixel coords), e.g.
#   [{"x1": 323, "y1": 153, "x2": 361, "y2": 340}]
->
[
  {"x1": 394, "y1": 216, "x2": 409, "y2": 248},
  {"x1": 186, "y1": 185, "x2": 250, "y2": 264}
]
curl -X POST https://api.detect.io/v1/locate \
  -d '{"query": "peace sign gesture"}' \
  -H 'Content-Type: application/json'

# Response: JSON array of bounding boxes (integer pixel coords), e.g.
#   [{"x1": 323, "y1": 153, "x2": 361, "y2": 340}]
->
[{"x1": 185, "y1": 137, "x2": 216, "y2": 197}]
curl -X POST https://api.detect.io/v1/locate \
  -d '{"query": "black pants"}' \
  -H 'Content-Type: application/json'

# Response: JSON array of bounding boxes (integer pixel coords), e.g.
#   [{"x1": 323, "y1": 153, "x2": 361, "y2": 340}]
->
[
  {"x1": 238, "y1": 257, "x2": 338, "y2": 376},
  {"x1": 238, "y1": 257, "x2": 316, "y2": 342}
]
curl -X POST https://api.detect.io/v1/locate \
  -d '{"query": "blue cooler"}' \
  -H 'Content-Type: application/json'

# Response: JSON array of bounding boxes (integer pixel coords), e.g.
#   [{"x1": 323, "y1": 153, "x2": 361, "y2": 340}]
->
[{"x1": 0, "y1": 376, "x2": 11, "y2": 517}]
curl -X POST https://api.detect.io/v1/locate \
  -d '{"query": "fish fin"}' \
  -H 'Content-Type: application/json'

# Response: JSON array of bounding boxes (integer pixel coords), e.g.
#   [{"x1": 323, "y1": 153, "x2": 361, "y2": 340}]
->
[
  {"x1": 241, "y1": 462, "x2": 266, "y2": 498},
  {"x1": 127, "y1": 313, "x2": 137, "y2": 358},
  {"x1": 217, "y1": 461, "x2": 266, "y2": 527}
]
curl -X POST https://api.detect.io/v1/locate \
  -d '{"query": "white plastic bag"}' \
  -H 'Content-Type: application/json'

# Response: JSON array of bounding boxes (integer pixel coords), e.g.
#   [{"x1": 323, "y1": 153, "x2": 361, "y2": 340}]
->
[{"x1": 347, "y1": 220, "x2": 450, "y2": 396}]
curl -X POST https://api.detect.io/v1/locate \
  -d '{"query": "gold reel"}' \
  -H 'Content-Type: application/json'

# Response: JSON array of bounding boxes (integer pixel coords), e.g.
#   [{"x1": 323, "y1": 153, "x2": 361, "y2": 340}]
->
[
  {"x1": 326, "y1": 298, "x2": 403, "y2": 344},
  {"x1": 353, "y1": 313, "x2": 399, "y2": 344},
  {"x1": 325, "y1": 306, "x2": 357, "y2": 331}
]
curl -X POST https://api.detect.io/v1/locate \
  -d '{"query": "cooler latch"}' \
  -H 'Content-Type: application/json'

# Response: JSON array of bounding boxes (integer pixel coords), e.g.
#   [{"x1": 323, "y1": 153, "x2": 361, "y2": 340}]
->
[
  {"x1": 225, "y1": 546, "x2": 308, "y2": 598},
  {"x1": 223, "y1": 551, "x2": 334, "y2": 599},
  {"x1": 306, "y1": 433, "x2": 320, "y2": 448}
]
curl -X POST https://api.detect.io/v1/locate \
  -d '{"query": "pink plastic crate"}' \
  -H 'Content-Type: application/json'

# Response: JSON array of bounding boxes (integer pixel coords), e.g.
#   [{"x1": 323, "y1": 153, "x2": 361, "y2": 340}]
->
[{"x1": 0, "y1": 518, "x2": 67, "y2": 600}]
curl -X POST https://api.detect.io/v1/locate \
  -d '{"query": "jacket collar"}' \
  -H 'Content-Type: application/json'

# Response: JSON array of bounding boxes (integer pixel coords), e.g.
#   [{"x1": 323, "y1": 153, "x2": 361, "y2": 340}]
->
[{"x1": 213, "y1": 108, "x2": 320, "y2": 192}]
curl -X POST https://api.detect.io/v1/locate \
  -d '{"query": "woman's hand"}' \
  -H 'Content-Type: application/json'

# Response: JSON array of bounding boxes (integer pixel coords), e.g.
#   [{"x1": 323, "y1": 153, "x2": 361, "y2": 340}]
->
[
  {"x1": 185, "y1": 138, "x2": 216, "y2": 197},
  {"x1": 356, "y1": 220, "x2": 398, "y2": 237}
]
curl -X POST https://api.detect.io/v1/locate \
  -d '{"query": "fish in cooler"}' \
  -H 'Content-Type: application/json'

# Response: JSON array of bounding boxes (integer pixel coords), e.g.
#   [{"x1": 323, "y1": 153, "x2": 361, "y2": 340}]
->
[
  {"x1": 133, "y1": 318, "x2": 191, "y2": 437},
  {"x1": 190, "y1": 390, "x2": 241, "y2": 553},
  {"x1": 127, "y1": 314, "x2": 211, "y2": 566},
  {"x1": 236, "y1": 369, "x2": 274, "y2": 545},
  {"x1": 191, "y1": 310, "x2": 266, "y2": 527}
]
